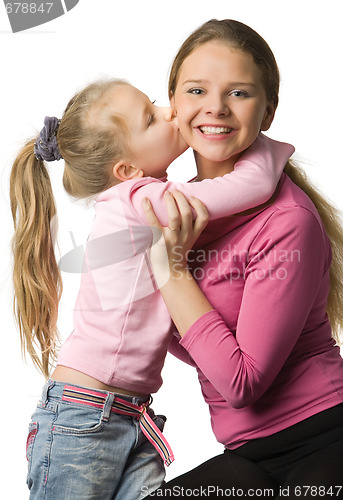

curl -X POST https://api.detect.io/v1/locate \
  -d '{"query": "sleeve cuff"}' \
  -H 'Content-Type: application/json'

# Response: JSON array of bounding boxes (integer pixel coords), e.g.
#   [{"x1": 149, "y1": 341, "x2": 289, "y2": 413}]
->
[{"x1": 180, "y1": 309, "x2": 224, "y2": 351}]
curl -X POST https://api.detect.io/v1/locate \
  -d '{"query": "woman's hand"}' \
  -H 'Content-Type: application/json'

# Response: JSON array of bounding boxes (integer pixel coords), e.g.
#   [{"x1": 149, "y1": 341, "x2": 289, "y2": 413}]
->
[
  {"x1": 143, "y1": 190, "x2": 208, "y2": 283},
  {"x1": 142, "y1": 190, "x2": 213, "y2": 335}
]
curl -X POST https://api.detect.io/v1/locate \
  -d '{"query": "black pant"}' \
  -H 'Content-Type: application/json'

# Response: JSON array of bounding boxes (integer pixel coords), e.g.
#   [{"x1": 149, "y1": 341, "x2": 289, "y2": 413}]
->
[{"x1": 145, "y1": 405, "x2": 343, "y2": 499}]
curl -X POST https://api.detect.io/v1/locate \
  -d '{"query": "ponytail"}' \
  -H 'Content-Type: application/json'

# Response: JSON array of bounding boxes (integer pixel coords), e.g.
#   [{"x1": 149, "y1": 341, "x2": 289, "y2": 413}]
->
[
  {"x1": 284, "y1": 160, "x2": 343, "y2": 344},
  {"x1": 9, "y1": 79, "x2": 131, "y2": 378},
  {"x1": 10, "y1": 139, "x2": 62, "y2": 378}
]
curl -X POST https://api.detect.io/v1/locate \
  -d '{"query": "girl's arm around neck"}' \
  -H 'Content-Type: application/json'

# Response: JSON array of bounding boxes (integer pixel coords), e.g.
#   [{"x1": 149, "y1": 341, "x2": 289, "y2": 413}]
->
[{"x1": 133, "y1": 135, "x2": 294, "y2": 227}]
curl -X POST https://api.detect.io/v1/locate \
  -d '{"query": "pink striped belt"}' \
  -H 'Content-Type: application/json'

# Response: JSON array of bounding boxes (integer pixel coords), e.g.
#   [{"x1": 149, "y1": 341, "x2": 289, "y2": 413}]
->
[{"x1": 62, "y1": 385, "x2": 174, "y2": 466}]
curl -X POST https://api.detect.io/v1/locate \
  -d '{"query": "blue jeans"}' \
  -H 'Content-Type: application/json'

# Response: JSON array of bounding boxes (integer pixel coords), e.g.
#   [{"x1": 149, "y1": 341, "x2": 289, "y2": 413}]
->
[{"x1": 26, "y1": 380, "x2": 166, "y2": 499}]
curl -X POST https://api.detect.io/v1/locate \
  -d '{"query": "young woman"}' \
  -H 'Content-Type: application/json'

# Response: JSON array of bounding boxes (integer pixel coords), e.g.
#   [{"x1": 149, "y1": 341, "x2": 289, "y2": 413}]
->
[
  {"x1": 10, "y1": 78, "x2": 291, "y2": 498},
  {"x1": 143, "y1": 19, "x2": 343, "y2": 498}
]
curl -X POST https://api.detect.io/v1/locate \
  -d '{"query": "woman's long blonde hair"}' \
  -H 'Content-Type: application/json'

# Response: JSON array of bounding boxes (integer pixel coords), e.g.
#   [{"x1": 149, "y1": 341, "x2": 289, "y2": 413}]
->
[
  {"x1": 169, "y1": 19, "x2": 343, "y2": 344},
  {"x1": 284, "y1": 161, "x2": 343, "y2": 342},
  {"x1": 10, "y1": 79, "x2": 131, "y2": 378}
]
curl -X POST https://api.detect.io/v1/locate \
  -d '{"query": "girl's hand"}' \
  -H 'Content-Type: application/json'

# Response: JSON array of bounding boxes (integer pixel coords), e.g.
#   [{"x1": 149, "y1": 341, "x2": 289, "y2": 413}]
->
[{"x1": 143, "y1": 190, "x2": 208, "y2": 285}]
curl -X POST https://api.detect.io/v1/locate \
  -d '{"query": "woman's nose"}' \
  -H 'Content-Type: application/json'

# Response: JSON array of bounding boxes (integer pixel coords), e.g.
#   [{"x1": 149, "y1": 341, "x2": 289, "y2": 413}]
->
[{"x1": 205, "y1": 94, "x2": 229, "y2": 117}]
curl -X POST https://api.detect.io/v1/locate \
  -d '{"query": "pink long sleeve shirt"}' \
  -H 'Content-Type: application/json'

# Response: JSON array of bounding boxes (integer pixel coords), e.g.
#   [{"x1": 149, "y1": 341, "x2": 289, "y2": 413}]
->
[
  {"x1": 57, "y1": 135, "x2": 294, "y2": 394},
  {"x1": 170, "y1": 173, "x2": 343, "y2": 449}
]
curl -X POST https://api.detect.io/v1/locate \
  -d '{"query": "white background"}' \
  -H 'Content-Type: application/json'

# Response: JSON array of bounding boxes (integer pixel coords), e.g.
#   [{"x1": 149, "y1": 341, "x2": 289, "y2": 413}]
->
[{"x1": 1, "y1": 0, "x2": 343, "y2": 496}]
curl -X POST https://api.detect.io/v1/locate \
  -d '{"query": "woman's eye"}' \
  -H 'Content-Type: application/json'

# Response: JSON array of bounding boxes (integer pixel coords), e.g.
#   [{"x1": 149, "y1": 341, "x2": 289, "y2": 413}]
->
[
  {"x1": 188, "y1": 88, "x2": 204, "y2": 95},
  {"x1": 230, "y1": 90, "x2": 248, "y2": 98}
]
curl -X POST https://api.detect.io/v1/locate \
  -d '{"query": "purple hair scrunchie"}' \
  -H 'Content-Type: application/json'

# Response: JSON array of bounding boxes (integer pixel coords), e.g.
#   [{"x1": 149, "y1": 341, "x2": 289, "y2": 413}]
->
[{"x1": 34, "y1": 116, "x2": 62, "y2": 162}]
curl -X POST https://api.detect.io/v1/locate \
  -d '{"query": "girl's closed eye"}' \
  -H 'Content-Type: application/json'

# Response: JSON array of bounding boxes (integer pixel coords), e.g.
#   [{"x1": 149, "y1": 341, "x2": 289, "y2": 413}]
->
[
  {"x1": 147, "y1": 100, "x2": 156, "y2": 126},
  {"x1": 147, "y1": 113, "x2": 155, "y2": 127}
]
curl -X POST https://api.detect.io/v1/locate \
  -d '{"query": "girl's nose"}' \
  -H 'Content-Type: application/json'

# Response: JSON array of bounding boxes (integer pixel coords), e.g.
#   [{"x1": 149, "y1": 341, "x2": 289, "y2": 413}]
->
[{"x1": 161, "y1": 107, "x2": 175, "y2": 122}]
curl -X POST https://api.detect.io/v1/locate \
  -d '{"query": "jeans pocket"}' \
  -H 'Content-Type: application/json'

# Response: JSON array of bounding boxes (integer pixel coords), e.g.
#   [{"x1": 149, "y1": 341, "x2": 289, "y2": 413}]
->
[
  {"x1": 153, "y1": 414, "x2": 167, "y2": 432},
  {"x1": 26, "y1": 401, "x2": 58, "y2": 490},
  {"x1": 52, "y1": 402, "x2": 103, "y2": 435},
  {"x1": 26, "y1": 422, "x2": 38, "y2": 484},
  {"x1": 26, "y1": 421, "x2": 38, "y2": 461}
]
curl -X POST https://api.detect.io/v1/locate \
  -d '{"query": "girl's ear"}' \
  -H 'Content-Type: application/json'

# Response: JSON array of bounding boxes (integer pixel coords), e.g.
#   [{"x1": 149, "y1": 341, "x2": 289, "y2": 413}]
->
[
  {"x1": 260, "y1": 102, "x2": 276, "y2": 132},
  {"x1": 112, "y1": 160, "x2": 144, "y2": 182}
]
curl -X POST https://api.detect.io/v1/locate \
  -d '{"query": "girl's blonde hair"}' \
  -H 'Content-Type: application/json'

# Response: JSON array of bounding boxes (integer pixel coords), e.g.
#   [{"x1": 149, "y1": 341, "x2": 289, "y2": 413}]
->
[
  {"x1": 169, "y1": 19, "x2": 343, "y2": 344},
  {"x1": 10, "y1": 79, "x2": 131, "y2": 378}
]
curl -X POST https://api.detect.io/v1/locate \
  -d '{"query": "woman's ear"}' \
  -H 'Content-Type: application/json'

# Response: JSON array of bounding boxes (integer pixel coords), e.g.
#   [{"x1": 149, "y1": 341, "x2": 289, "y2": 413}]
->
[
  {"x1": 260, "y1": 102, "x2": 276, "y2": 132},
  {"x1": 170, "y1": 93, "x2": 176, "y2": 117},
  {"x1": 112, "y1": 160, "x2": 144, "y2": 182}
]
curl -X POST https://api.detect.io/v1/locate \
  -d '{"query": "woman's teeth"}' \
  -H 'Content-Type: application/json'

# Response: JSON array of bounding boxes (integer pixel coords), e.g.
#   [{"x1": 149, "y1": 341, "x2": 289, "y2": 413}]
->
[{"x1": 199, "y1": 126, "x2": 232, "y2": 135}]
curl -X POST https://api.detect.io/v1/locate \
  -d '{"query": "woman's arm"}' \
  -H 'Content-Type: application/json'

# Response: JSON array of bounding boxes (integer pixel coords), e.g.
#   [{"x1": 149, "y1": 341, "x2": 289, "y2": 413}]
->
[
  {"x1": 143, "y1": 194, "x2": 329, "y2": 408},
  {"x1": 131, "y1": 134, "x2": 294, "y2": 226},
  {"x1": 168, "y1": 335, "x2": 196, "y2": 366}
]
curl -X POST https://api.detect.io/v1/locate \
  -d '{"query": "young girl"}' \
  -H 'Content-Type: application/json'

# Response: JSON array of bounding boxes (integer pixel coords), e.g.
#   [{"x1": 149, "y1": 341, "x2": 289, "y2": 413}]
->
[{"x1": 10, "y1": 78, "x2": 293, "y2": 499}]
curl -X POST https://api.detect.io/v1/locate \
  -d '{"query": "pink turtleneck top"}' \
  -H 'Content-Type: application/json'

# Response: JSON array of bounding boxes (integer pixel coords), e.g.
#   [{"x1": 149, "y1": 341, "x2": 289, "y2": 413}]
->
[{"x1": 169, "y1": 173, "x2": 343, "y2": 449}]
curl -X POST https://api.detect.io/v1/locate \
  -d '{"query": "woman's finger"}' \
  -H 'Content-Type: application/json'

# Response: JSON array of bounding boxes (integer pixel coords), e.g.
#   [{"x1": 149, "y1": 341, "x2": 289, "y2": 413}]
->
[
  {"x1": 142, "y1": 198, "x2": 162, "y2": 229},
  {"x1": 164, "y1": 191, "x2": 182, "y2": 231},
  {"x1": 188, "y1": 196, "x2": 209, "y2": 236},
  {"x1": 170, "y1": 190, "x2": 193, "y2": 233}
]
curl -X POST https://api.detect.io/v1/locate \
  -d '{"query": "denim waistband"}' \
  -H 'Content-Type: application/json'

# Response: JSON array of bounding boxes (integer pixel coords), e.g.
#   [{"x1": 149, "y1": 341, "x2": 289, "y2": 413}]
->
[
  {"x1": 42, "y1": 379, "x2": 150, "y2": 407},
  {"x1": 41, "y1": 379, "x2": 174, "y2": 466}
]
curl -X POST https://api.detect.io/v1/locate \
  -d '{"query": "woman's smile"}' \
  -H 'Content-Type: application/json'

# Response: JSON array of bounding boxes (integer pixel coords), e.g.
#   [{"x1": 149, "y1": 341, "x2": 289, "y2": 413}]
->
[{"x1": 196, "y1": 124, "x2": 235, "y2": 139}]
